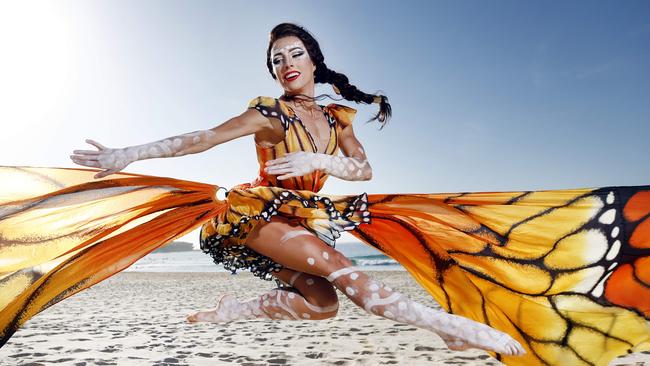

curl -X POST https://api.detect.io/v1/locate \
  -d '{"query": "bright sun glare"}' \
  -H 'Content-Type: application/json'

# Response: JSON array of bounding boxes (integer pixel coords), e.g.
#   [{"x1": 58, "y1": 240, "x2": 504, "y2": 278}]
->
[{"x1": 0, "y1": 3, "x2": 74, "y2": 128}]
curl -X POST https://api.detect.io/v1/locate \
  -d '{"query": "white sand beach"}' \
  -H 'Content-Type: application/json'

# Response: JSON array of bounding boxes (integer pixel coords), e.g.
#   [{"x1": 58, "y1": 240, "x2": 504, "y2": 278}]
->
[{"x1": 0, "y1": 272, "x2": 647, "y2": 365}]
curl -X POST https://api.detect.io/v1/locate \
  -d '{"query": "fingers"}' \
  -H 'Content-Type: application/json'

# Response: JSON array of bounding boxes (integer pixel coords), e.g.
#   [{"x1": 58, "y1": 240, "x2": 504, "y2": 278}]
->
[
  {"x1": 265, "y1": 152, "x2": 302, "y2": 166},
  {"x1": 265, "y1": 163, "x2": 293, "y2": 174},
  {"x1": 71, "y1": 157, "x2": 100, "y2": 168},
  {"x1": 70, "y1": 154, "x2": 98, "y2": 161},
  {"x1": 265, "y1": 156, "x2": 289, "y2": 166},
  {"x1": 94, "y1": 168, "x2": 121, "y2": 179},
  {"x1": 73, "y1": 149, "x2": 100, "y2": 155},
  {"x1": 86, "y1": 139, "x2": 107, "y2": 150},
  {"x1": 277, "y1": 172, "x2": 301, "y2": 180}
]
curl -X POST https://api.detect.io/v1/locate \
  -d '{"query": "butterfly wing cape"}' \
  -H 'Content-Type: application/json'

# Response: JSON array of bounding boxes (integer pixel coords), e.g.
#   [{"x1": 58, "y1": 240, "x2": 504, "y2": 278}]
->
[
  {"x1": 1, "y1": 166, "x2": 649, "y2": 366},
  {"x1": 353, "y1": 188, "x2": 650, "y2": 365}
]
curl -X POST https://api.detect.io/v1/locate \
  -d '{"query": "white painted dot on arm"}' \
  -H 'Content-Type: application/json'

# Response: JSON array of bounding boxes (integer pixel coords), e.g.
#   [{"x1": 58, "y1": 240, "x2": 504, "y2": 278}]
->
[
  {"x1": 346, "y1": 287, "x2": 356, "y2": 296},
  {"x1": 350, "y1": 273, "x2": 359, "y2": 280},
  {"x1": 307, "y1": 257, "x2": 315, "y2": 265},
  {"x1": 322, "y1": 252, "x2": 329, "y2": 260},
  {"x1": 306, "y1": 278, "x2": 315, "y2": 285}
]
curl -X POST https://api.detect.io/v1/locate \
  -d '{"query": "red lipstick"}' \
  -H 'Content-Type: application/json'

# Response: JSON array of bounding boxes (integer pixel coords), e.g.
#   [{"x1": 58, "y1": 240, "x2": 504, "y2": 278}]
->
[{"x1": 284, "y1": 70, "x2": 301, "y2": 82}]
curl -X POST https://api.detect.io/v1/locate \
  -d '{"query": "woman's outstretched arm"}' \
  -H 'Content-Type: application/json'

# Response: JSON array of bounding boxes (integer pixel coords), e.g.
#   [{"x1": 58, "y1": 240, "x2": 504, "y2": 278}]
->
[
  {"x1": 264, "y1": 123, "x2": 372, "y2": 181},
  {"x1": 70, "y1": 109, "x2": 272, "y2": 178}
]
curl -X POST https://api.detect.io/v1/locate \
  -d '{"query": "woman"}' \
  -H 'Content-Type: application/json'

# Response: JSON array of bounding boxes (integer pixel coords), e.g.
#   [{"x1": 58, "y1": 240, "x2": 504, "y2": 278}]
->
[
  {"x1": 2, "y1": 23, "x2": 649, "y2": 366},
  {"x1": 70, "y1": 23, "x2": 524, "y2": 356}
]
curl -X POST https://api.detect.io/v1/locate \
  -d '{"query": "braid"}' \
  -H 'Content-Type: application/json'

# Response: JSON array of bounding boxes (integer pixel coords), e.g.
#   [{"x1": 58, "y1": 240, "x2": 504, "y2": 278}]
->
[
  {"x1": 267, "y1": 23, "x2": 392, "y2": 128},
  {"x1": 315, "y1": 62, "x2": 391, "y2": 128}
]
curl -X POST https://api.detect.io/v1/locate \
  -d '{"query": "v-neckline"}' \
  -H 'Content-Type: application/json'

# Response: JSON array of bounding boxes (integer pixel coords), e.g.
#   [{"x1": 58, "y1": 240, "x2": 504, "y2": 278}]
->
[{"x1": 280, "y1": 100, "x2": 332, "y2": 154}]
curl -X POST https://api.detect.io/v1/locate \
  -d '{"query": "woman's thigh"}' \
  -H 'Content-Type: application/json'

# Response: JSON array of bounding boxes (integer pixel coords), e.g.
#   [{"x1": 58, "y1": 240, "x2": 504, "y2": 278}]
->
[{"x1": 245, "y1": 216, "x2": 353, "y2": 278}]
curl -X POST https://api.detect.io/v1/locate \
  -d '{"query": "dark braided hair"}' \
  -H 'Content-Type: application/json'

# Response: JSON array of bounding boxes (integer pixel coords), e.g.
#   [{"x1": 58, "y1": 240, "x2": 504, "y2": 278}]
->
[{"x1": 266, "y1": 23, "x2": 391, "y2": 128}]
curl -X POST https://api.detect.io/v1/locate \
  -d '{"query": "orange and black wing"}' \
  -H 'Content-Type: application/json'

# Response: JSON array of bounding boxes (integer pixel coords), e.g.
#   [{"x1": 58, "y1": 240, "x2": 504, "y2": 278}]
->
[
  {"x1": 352, "y1": 186, "x2": 650, "y2": 366},
  {"x1": 0, "y1": 167, "x2": 223, "y2": 347}
]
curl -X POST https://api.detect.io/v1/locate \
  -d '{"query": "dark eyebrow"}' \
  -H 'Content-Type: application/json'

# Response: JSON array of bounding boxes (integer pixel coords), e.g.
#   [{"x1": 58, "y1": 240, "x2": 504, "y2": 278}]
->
[{"x1": 273, "y1": 47, "x2": 304, "y2": 57}]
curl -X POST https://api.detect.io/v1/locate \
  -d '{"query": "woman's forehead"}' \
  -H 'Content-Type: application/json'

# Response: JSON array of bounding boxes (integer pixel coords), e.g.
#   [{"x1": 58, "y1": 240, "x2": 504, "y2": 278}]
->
[{"x1": 271, "y1": 36, "x2": 305, "y2": 55}]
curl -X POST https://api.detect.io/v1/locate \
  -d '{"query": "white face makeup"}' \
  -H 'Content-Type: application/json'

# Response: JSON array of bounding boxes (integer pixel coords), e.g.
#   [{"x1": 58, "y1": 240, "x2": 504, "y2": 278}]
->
[
  {"x1": 271, "y1": 42, "x2": 307, "y2": 65},
  {"x1": 270, "y1": 36, "x2": 316, "y2": 94}
]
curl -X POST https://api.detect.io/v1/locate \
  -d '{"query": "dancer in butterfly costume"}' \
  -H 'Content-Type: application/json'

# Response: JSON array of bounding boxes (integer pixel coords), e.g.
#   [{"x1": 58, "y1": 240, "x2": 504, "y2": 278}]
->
[{"x1": 1, "y1": 23, "x2": 649, "y2": 366}]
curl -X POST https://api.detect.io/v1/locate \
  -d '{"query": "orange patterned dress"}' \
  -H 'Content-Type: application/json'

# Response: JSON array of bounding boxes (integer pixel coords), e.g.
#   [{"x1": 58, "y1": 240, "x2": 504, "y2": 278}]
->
[
  {"x1": 199, "y1": 96, "x2": 369, "y2": 280},
  {"x1": 0, "y1": 96, "x2": 649, "y2": 365}
]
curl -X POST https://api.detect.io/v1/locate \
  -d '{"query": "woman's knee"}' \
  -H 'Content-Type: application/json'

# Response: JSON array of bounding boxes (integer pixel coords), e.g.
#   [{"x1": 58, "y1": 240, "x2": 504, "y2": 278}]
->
[{"x1": 326, "y1": 250, "x2": 354, "y2": 272}]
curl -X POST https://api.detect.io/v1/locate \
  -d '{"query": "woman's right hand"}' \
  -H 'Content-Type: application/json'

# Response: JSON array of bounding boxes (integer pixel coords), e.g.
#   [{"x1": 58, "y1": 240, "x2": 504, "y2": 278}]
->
[{"x1": 70, "y1": 139, "x2": 133, "y2": 179}]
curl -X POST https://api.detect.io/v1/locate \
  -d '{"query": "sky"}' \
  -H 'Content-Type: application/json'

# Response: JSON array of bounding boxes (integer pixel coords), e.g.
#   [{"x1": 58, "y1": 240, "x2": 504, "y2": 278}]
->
[{"x1": 1, "y1": 1, "x2": 649, "y2": 246}]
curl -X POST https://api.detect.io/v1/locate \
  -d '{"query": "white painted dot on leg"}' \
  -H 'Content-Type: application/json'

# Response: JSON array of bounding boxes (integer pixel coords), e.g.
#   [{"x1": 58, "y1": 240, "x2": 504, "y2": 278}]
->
[
  {"x1": 263, "y1": 300, "x2": 270, "y2": 307},
  {"x1": 306, "y1": 278, "x2": 315, "y2": 285},
  {"x1": 384, "y1": 286, "x2": 392, "y2": 292},
  {"x1": 350, "y1": 273, "x2": 359, "y2": 280},
  {"x1": 346, "y1": 287, "x2": 356, "y2": 296},
  {"x1": 288, "y1": 293, "x2": 296, "y2": 299},
  {"x1": 322, "y1": 251, "x2": 329, "y2": 260},
  {"x1": 369, "y1": 283, "x2": 379, "y2": 291},
  {"x1": 307, "y1": 257, "x2": 315, "y2": 265},
  {"x1": 302, "y1": 313, "x2": 311, "y2": 319},
  {"x1": 274, "y1": 312, "x2": 282, "y2": 318},
  {"x1": 383, "y1": 310, "x2": 394, "y2": 317}
]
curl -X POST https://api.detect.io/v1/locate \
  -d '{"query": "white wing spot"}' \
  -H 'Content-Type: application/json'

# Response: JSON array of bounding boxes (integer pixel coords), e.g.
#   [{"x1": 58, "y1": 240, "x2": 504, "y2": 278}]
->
[
  {"x1": 605, "y1": 240, "x2": 621, "y2": 261},
  {"x1": 598, "y1": 209, "x2": 616, "y2": 225}
]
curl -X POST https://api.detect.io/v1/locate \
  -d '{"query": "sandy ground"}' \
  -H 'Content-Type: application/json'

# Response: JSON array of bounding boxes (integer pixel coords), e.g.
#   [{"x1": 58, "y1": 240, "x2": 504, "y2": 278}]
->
[{"x1": 0, "y1": 272, "x2": 648, "y2": 366}]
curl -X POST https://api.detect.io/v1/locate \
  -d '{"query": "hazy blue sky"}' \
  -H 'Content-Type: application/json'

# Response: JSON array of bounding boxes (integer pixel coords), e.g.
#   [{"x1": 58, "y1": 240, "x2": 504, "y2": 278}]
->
[{"x1": 1, "y1": 1, "x2": 648, "y2": 245}]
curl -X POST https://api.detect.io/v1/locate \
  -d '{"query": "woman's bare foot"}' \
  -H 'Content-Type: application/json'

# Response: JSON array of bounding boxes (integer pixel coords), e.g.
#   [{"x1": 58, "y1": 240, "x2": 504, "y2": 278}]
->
[
  {"x1": 186, "y1": 294, "x2": 242, "y2": 324},
  {"x1": 439, "y1": 330, "x2": 525, "y2": 356}
]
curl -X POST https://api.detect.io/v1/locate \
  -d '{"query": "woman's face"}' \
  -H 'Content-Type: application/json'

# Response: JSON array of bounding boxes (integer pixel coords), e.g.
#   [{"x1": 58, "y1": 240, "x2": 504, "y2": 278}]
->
[{"x1": 270, "y1": 36, "x2": 316, "y2": 94}]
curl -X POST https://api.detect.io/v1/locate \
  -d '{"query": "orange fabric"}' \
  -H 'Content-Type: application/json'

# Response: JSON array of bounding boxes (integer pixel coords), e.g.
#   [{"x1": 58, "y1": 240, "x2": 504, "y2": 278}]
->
[
  {"x1": 349, "y1": 187, "x2": 650, "y2": 366},
  {"x1": 0, "y1": 167, "x2": 225, "y2": 346},
  {"x1": 247, "y1": 96, "x2": 356, "y2": 193}
]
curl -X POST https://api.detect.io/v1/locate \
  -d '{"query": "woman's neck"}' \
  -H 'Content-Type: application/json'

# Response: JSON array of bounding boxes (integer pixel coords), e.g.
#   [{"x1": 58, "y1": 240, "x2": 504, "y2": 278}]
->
[{"x1": 282, "y1": 88, "x2": 318, "y2": 109}]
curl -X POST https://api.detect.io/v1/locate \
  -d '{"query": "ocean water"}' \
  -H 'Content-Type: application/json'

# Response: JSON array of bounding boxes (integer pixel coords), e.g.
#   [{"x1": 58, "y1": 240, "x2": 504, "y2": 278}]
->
[{"x1": 125, "y1": 242, "x2": 404, "y2": 273}]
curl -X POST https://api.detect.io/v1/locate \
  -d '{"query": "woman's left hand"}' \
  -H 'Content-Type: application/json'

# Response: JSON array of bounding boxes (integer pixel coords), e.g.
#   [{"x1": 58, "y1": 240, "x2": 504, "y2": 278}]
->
[{"x1": 264, "y1": 151, "x2": 321, "y2": 180}]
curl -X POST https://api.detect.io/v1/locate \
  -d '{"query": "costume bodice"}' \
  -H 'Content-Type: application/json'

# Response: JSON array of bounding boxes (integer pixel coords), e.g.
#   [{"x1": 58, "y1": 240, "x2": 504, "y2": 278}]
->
[{"x1": 246, "y1": 96, "x2": 356, "y2": 193}]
